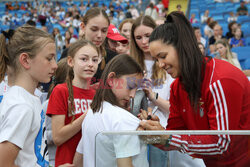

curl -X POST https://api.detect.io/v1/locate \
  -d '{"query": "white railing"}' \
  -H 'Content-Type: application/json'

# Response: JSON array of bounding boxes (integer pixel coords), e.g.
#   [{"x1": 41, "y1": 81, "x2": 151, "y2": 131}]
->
[{"x1": 102, "y1": 130, "x2": 250, "y2": 135}]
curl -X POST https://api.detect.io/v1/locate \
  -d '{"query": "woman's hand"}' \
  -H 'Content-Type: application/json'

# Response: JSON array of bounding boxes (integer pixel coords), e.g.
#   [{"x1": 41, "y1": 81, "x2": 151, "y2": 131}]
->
[
  {"x1": 139, "y1": 120, "x2": 169, "y2": 145},
  {"x1": 137, "y1": 107, "x2": 159, "y2": 121}
]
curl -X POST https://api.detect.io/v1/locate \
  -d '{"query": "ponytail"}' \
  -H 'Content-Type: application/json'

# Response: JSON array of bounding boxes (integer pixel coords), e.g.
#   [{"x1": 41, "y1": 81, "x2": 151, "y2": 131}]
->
[
  {"x1": 0, "y1": 32, "x2": 9, "y2": 82},
  {"x1": 66, "y1": 67, "x2": 75, "y2": 121}
]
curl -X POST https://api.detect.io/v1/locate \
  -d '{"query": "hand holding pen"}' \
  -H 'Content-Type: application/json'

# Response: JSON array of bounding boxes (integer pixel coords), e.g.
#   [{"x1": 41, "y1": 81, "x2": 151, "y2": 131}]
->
[{"x1": 138, "y1": 106, "x2": 159, "y2": 121}]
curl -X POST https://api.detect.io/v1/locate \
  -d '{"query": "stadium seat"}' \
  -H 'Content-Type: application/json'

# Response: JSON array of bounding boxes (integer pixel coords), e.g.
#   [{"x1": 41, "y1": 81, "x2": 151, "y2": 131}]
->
[
  {"x1": 245, "y1": 37, "x2": 250, "y2": 46},
  {"x1": 244, "y1": 58, "x2": 250, "y2": 69},
  {"x1": 0, "y1": 25, "x2": 10, "y2": 31},
  {"x1": 241, "y1": 23, "x2": 250, "y2": 37}
]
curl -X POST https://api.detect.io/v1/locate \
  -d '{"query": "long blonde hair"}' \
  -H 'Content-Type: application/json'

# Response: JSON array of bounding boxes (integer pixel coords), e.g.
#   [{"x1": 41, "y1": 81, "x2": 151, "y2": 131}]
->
[
  {"x1": 215, "y1": 39, "x2": 235, "y2": 66},
  {"x1": 130, "y1": 16, "x2": 166, "y2": 85}
]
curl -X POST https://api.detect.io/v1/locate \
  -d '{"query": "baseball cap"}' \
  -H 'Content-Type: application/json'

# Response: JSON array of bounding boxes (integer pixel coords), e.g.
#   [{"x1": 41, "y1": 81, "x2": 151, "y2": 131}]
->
[{"x1": 107, "y1": 24, "x2": 128, "y2": 44}]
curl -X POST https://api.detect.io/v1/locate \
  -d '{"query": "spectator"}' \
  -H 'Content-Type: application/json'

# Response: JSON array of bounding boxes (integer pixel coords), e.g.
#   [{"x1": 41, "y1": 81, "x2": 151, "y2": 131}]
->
[
  {"x1": 209, "y1": 24, "x2": 226, "y2": 53},
  {"x1": 156, "y1": 0, "x2": 165, "y2": 17},
  {"x1": 145, "y1": 2, "x2": 159, "y2": 20},
  {"x1": 162, "y1": 0, "x2": 169, "y2": 10},
  {"x1": 229, "y1": 27, "x2": 246, "y2": 47},
  {"x1": 215, "y1": 39, "x2": 242, "y2": 70},
  {"x1": 194, "y1": 27, "x2": 207, "y2": 47},
  {"x1": 115, "y1": 2, "x2": 123, "y2": 13},
  {"x1": 201, "y1": 10, "x2": 209, "y2": 24},
  {"x1": 119, "y1": 18, "x2": 134, "y2": 41},
  {"x1": 204, "y1": 17, "x2": 215, "y2": 38},
  {"x1": 198, "y1": 42, "x2": 206, "y2": 56},
  {"x1": 190, "y1": 13, "x2": 198, "y2": 24},
  {"x1": 52, "y1": 28, "x2": 65, "y2": 55},
  {"x1": 227, "y1": 12, "x2": 238, "y2": 22},
  {"x1": 115, "y1": 36, "x2": 130, "y2": 54},
  {"x1": 129, "y1": 5, "x2": 140, "y2": 19},
  {"x1": 176, "y1": 4, "x2": 184, "y2": 15},
  {"x1": 13, "y1": 1, "x2": 20, "y2": 10},
  {"x1": 105, "y1": 24, "x2": 128, "y2": 53},
  {"x1": 237, "y1": 1, "x2": 248, "y2": 15},
  {"x1": 226, "y1": 21, "x2": 244, "y2": 39},
  {"x1": 1, "y1": 10, "x2": 9, "y2": 22}
]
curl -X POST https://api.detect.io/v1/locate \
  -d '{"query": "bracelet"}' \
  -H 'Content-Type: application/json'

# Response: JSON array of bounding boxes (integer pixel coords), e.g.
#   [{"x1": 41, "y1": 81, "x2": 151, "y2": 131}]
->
[
  {"x1": 165, "y1": 135, "x2": 172, "y2": 147},
  {"x1": 155, "y1": 92, "x2": 158, "y2": 100}
]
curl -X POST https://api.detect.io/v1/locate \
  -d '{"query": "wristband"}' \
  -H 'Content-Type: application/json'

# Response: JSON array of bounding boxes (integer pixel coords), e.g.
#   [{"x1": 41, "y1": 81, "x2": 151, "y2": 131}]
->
[
  {"x1": 155, "y1": 92, "x2": 158, "y2": 100},
  {"x1": 165, "y1": 135, "x2": 172, "y2": 147}
]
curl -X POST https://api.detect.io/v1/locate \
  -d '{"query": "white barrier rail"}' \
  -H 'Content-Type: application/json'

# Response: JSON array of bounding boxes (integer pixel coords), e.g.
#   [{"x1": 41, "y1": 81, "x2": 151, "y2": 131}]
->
[{"x1": 101, "y1": 130, "x2": 250, "y2": 135}]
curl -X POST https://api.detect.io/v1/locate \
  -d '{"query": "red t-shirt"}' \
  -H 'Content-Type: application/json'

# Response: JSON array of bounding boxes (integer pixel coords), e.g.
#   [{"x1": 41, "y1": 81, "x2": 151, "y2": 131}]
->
[
  {"x1": 46, "y1": 83, "x2": 95, "y2": 166},
  {"x1": 158, "y1": 58, "x2": 250, "y2": 166}
]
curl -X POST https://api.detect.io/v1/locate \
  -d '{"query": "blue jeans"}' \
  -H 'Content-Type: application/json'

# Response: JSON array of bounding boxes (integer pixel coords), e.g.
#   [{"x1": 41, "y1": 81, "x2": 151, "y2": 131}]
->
[{"x1": 149, "y1": 144, "x2": 169, "y2": 167}]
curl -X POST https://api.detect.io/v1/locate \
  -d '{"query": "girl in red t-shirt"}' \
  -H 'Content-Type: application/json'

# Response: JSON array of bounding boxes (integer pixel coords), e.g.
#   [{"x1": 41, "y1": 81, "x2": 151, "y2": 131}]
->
[{"x1": 46, "y1": 39, "x2": 101, "y2": 166}]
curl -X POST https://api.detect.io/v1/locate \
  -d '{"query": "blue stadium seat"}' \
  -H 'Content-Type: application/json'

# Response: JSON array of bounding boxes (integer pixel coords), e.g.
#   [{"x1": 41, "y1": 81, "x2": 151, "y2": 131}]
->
[
  {"x1": 237, "y1": 15, "x2": 250, "y2": 24},
  {"x1": 243, "y1": 58, "x2": 250, "y2": 69},
  {"x1": 0, "y1": 25, "x2": 10, "y2": 31},
  {"x1": 232, "y1": 46, "x2": 250, "y2": 53},
  {"x1": 245, "y1": 37, "x2": 250, "y2": 46},
  {"x1": 241, "y1": 23, "x2": 250, "y2": 37}
]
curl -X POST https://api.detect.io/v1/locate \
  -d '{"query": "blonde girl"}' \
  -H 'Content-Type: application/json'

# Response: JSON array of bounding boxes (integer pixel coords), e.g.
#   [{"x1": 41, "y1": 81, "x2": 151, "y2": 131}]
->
[
  {"x1": 215, "y1": 39, "x2": 242, "y2": 70},
  {"x1": 0, "y1": 26, "x2": 57, "y2": 166}
]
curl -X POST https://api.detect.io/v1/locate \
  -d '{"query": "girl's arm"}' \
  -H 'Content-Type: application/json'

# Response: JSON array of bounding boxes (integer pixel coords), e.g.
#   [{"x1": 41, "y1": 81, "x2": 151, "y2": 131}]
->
[
  {"x1": 142, "y1": 79, "x2": 170, "y2": 113},
  {"x1": 0, "y1": 141, "x2": 19, "y2": 167},
  {"x1": 73, "y1": 152, "x2": 83, "y2": 167},
  {"x1": 51, "y1": 112, "x2": 87, "y2": 146},
  {"x1": 117, "y1": 157, "x2": 134, "y2": 167},
  {"x1": 149, "y1": 94, "x2": 170, "y2": 113}
]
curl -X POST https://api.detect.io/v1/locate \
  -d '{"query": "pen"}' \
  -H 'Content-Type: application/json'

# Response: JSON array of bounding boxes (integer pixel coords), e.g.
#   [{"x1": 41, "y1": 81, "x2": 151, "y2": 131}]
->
[
  {"x1": 147, "y1": 106, "x2": 158, "y2": 120},
  {"x1": 130, "y1": 98, "x2": 134, "y2": 112}
]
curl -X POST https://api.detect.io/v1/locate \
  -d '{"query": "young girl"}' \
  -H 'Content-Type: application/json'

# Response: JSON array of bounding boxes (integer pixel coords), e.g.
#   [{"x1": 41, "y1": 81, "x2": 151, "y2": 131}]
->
[
  {"x1": 0, "y1": 26, "x2": 58, "y2": 166},
  {"x1": 45, "y1": 58, "x2": 69, "y2": 166},
  {"x1": 76, "y1": 54, "x2": 148, "y2": 167},
  {"x1": 79, "y1": 7, "x2": 112, "y2": 81},
  {"x1": 46, "y1": 39, "x2": 101, "y2": 166},
  {"x1": 229, "y1": 27, "x2": 246, "y2": 47},
  {"x1": 118, "y1": 18, "x2": 134, "y2": 41}
]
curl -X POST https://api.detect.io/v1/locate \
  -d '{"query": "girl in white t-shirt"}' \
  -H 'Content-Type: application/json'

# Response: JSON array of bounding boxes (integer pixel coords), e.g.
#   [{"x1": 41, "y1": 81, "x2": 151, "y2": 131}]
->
[
  {"x1": 74, "y1": 54, "x2": 148, "y2": 167},
  {"x1": 0, "y1": 26, "x2": 58, "y2": 166}
]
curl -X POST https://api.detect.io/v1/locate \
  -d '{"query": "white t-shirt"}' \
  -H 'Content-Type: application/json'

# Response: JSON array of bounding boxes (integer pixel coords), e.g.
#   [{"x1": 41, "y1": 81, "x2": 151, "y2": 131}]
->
[
  {"x1": 77, "y1": 101, "x2": 148, "y2": 167},
  {"x1": 0, "y1": 76, "x2": 8, "y2": 103},
  {"x1": 145, "y1": 59, "x2": 175, "y2": 127},
  {"x1": 0, "y1": 86, "x2": 41, "y2": 167}
]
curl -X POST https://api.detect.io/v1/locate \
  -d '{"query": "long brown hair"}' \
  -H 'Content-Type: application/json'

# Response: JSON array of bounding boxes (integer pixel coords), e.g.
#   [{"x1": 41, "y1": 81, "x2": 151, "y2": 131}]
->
[
  {"x1": 66, "y1": 39, "x2": 99, "y2": 119},
  {"x1": 0, "y1": 26, "x2": 54, "y2": 82},
  {"x1": 130, "y1": 15, "x2": 166, "y2": 86},
  {"x1": 91, "y1": 54, "x2": 143, "y2": 113},
  {"x1": 82, "y1": 7, "x2": 110, "y2": 70}
]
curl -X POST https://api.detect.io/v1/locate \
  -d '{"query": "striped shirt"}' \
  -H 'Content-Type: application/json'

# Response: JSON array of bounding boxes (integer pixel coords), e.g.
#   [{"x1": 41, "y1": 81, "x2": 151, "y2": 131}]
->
[{"x1": 160, "y1": 58, "x2": 250, "y2": 167}]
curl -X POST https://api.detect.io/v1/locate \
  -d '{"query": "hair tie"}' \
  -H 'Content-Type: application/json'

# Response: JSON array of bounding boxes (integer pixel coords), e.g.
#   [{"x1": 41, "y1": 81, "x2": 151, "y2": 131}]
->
[
  {"x1": 165, "y1": 15, "x2": 173, "y2": 23},
  {"x1": 1, "y1": 29, "x2": 15, "y2": 39}
]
